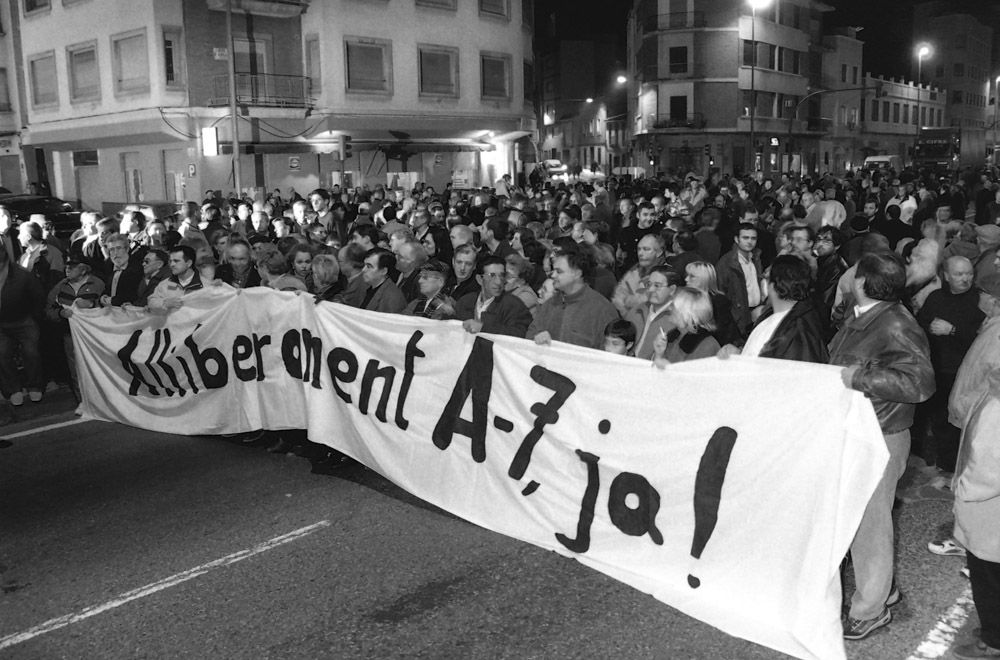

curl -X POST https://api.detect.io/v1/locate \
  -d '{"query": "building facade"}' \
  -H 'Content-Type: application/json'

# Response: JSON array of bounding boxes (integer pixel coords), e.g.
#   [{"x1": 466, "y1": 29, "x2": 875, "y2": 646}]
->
[
  {"x1": 0, "y1": 0, "x2": 27, "y2": 192},
  {"x1": 14, "y1": 0, "x2": 535, "y2": 211}
]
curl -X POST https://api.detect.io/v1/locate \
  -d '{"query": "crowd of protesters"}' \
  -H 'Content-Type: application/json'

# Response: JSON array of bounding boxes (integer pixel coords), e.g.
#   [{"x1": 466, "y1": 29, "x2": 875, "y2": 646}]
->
[{"x1": 1, "y1": 163, "x2": 1000, "y2": 654}]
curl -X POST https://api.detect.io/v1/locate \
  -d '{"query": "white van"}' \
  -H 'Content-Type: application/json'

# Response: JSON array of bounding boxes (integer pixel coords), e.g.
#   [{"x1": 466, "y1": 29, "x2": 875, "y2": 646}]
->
[{"x1": 862, "y1": 155, "x2": 903, "y2": 172}]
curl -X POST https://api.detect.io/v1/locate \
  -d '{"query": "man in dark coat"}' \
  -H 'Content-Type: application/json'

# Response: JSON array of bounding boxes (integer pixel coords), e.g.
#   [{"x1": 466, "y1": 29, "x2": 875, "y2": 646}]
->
[{"x1": 454, "y1": 256, "x2": 532, "y2": 337}]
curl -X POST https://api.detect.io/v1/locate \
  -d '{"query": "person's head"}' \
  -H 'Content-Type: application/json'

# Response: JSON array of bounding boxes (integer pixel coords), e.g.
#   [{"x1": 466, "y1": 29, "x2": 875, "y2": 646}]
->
[
  {"x1": 801, "y1": 191, "x2": 815, "y2": 208},
  {"x1": 146, "y1": 220, "x2": 167, "y2": 245},
  {"x1": 942, "y1": 255, "x2": 975, "y2": 295},
  {"x1": 250, "y1": 210, "x2": 269, "y2": 232},
  {"x1": 270, "y1": 217, "x2": 290, "y2": 239},
  {"x1": 549, "y1": 247, "x2": 592, "y2": 294},
  {"x1": 119, "y1": 210, "x2": 144, "y2": 235},
  {"x1": 226, "y1": 240, "x2": 252, "y2": 274},
  {"x1": 477, "y1": 256, "x2": 507, "y2": 299},
  {"x1": 452, "y1": 243, "x2": 478, "y2": 282},
  {"x1": 484, "y1": 218, "x2": 508, "y2": 244},
  {"x1": 169, "y1": 245, "x2": 196, "y2": 277},
  {"x1": 197, "y1": 255, "x2": 216, "y2": 282},
  {"x1": 288, "y1": 245, "x2": 315, "y2": 279},
  {"x1": 673, "y1": 230, "x2": 698, "y2": 254},
  {"x1": 735, "y1": 222, "x2": 758, "y2": 254},
  {"x1": 504, "y1": 253, "x2": 532, "y2": 285},
  {"x1": 105, "y1": 234, "x2": 131, "y2": 269},
  {"x1": 558, "y1": 205, "x2": 581, "y2": 231},
  {"x1": 311, "y1": 254, "x2": 341, "y2": 289},
  {"x1": 789, "y1": 225, "x2": 815, "y2": 255},
  {"x1": 389, "y1": 227, "x2": 414, "y2": 254},
  {"x1": 362, "y1": 248, "x2": 395, "y2": 286},
  {"x1": 420, "y1": 225, "x2": 452, "y2": 264},
  {"x1": 815, "y1": 226, "x2": 844, "y2": 258},
  {"x1": 646, "y1": 265, "x2": 683, "y2": 307},
  {"x1": 309, "y1": 188, "x2": 331, "y2": 214},
  {"x1": 450, "y1": 224, "x2": 474, "y2": 249},
  {"x1": 64, "y1": 255, "x2": 91, "y2": 283},
  {"x1": 603, "y1": 319, "x2": 637, "y2": 355},
  {"x1": 670, "y1": 287, "x2": 716, "y2": 334},
  {"x1": 262, "y1": 250, "x2": 290, "y2": 277},
  {"x1": 142, "y1": 248, "x2": 167, "y2": 278},
  {"x1": 18, "y1": 220, "x2": 42, "y2": 247},
  {"x1": 854, "y1": 252, "x2": 907, "y2": 303},
  {"x1": 417, "y1": 259, "x2": 449, "y2": 298},
  {"x1": 684, "y1": 261, "x2": 719, "y2": 293},
  {"x1": 338, "y1": 243, "x2": 367, "y2": 277},
  {"x1": 96, "y1": 218, "x2": 119, "y2": 246},
  {"x1": 411, "y1": 209, "x2": 431, "y2": 231},
  {"x1": 396, "y1": 240, "x2": 427, "y2": 275},
  {"x1": 767, "y1": 255, "x2": 813, "y2": 303},
  {"x1": 236, "y1": 202, "x2": 253, "y2": 221},
  {"x1": 637, "y1": 201, "x2": 656, "y2": 226},
  {"x1": 637, "y1": 233, "x2": 665, "y2": 269}
]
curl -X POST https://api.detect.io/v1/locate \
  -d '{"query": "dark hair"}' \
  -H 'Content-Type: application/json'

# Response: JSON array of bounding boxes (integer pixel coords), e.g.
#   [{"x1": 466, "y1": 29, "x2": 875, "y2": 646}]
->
[
  {"x1": 146, "y1": 248, "x2": 168, "y2": 266},
  {"x1": 856, "y1": 252, "x2": 906, "y2": 302},
  {"x1": 309, "y1": 188, "x2": 331, "y2": 202},
  {"x1": 351, "y1": 224, "x2": 382, "y2": 246},
  {"x1": 768, "y1": 255, "x2": 813, "y2": 301},
  {"x1": 477, "y1": 255, "x2": 506, "y2": 275},
  {"x1": 604, "y1": 319, "x2": 636, "y2": 344},
  {"x1": 560, "y1": 204, "x2": 582, "y2": 222},
  {"x1": 816, "y1": 225, "x2": 845, "y2": 247},
  {"x1": 21, "y1": 221, "x2": 42, "y2": 242},
  {"x1": 648, "y1": 265, "x2": 684, "y2": 287},
  {"x1": 522, "y1": 238, "x2": 547, "y2": 266},
  {"x1": 485, "y1": 217, "x2": 509, "y2": 241},
  {"x1": 736, "y1": 222, "x2": 758, "y2": 237},
  {"x1": 790, "y1": 224, "x2": 816, "y2": 243},
  {"x1": 203, "y1": 205, "x2": 222, "y2": 224},
  {"x1": 170, "y1": 245, "x2": 197, "y2": 265},
  {"x1": 339, "y1": 242, "x2": 367, "y2": 268},
  {"x1": 263, "y1": 251, "x2": 290, "y2": 276},
  {"x1": 365, "y1": 247, "x2": 396, "y2": 272},
  {"x1": 674, "y1": 230, "x2": 698, "y2": 252},
  {"x1": 859, "y1": 232, "x2": 891, "y2": 256},
  {"x1": 553, "y1": 245, "x2": 593, "y2": 279},
  {"x1": 885, "y1": 204, "x2": 901, "y2": 220}
]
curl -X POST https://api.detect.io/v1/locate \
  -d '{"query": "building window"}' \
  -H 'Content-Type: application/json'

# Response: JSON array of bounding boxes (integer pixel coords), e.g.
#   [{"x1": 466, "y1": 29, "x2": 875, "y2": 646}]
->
[
  {"x1": 112, "y1": 30, "x2": 149, "y2": 95},
  {"x1": 882, "y1": 100, "x2": 889, "y2": 121},
  {"x1": 669, "y1": 95, "x2": 687, "y2": 120},
  {"x1": 953, "y1": 63, "x2": 964, "y2": 77},
  {"x1": 416, "y1": 0, "x2": 456, "y2": 8},
  {"x1": 25, "y1": 0, "x2": 50, "y2": 13},
  {"x1": 668, "y1": 47, "x2": 687, "y2": 74},
  {"x1": 763, "y1": 44, "x2": 776, "y2": 70},
  {"x1": 479, "y1": 0, "x2": 508, "y2": 20},
  {"x1": 871, "y1": 98, "x2": 879, "y2": 121},
  {"x1": 68, "y1": 42, "x2": 100, "y2": 101},
  {"x1": 345, "y1": 38, "x2": 392, "y2": 94},
  {"x1": 72, "y1": 150, "x2": 98, "y2": 166},
  {"x1": 742, "y1": 40, "x2": 754, "y2": 66},
  {"x1": 521, "y1": 0, "x2": 533, "y2": 28},
  {"x1": 29, "y1": 51, "x2": 57, "y2": 107},
  {"x1": 892, "y1": 103, "x2": 900, "y2": 122},
  {"x1": 418, "y1": 45, "x2": 458, "y2": 97},
  {"x1": 841, "y1": 64, "x2": 847, "y2": 83},
  {"x1": 305, "y1": 36, "x2": 321, "y2": 94},
  {"x1": 902, "y1": 104, "x2": 908, "y2": 124},
  {"x1": 937, "y1": 108, "x2": 942, "y2": 126},
  {"x1": 163, "y1": 28, "x2": 185, "y2": 88},
  {"x1": 481, "y1": 51, "x2": 511, "y2": 100},
  {"x1": 852, "y1": 66, "x2": 858, "y2": 84},
  {"x1": 921, "y1": 106, "x2": 926, "y2": 126},
  {"x1": 0, "y1": 69, "x2": 10, "y2": 111},
  {"x1": 523, "y1": 60, "x2": 534, "y2": 100},
  {"x1": 912, "y1": 105, "x2": 917, "y2": 124}
]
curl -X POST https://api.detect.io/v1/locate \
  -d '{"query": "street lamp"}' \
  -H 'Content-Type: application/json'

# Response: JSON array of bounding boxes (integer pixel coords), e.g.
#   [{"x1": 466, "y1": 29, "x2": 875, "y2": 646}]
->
[
  {"x1": 915, "y1": 43, "x2": 931, "y2": 138},
  {"x1": 748, "y1": 0, "x2": 772, "y2": 173}
]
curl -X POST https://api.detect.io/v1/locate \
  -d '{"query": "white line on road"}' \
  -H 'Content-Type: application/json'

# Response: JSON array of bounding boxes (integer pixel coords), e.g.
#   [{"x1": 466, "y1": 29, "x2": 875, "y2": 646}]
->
[
  {"x1": 0, "y1": 520, "x2": 332, "y2": 650},
  {"x1": 0, "y1": 417, "x2": 89, "y2": 440},
  {"x1": 906, "y1": 585, "x2": 975, "y2": 659}
]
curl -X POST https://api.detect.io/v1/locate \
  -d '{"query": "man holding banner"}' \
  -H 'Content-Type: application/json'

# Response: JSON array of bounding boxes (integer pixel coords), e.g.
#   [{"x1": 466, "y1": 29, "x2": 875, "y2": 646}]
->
[{"x1": 830, "y1": 252, "x2": 935, "y2": 640}]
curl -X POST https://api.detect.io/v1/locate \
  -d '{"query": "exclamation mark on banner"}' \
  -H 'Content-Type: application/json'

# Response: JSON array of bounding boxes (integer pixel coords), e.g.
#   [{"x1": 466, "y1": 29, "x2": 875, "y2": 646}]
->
[{"x1": 687, "y1": 426, "x2": 738, "y2": 589}]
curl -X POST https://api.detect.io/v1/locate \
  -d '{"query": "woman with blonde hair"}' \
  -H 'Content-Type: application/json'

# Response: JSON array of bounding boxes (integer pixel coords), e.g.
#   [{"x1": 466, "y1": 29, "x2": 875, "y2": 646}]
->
[
  {"x1": 652, "y1": 286, "x2": 720, "y2": 365},
  {"x1": 684, "y1": 261, "x2": 741, "y2": 346}
]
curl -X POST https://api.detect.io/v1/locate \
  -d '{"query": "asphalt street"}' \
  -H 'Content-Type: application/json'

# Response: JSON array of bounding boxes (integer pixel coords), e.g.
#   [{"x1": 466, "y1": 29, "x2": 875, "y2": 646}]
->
[{"x1": 0, "y1": 394, "x2": 983, "y2": 660}]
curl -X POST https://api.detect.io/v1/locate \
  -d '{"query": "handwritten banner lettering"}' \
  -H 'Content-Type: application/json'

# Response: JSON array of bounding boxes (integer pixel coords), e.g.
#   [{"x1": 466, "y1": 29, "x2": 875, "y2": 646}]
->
[{"x1": 70, "y1": 288, "x2": 888, "y2": 660}]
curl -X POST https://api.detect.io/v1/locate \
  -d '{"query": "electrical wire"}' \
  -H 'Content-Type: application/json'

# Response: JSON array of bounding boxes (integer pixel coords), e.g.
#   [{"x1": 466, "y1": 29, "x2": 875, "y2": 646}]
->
[{"x1": 157, "y1": 108, "x2": 198, "y2": 139}]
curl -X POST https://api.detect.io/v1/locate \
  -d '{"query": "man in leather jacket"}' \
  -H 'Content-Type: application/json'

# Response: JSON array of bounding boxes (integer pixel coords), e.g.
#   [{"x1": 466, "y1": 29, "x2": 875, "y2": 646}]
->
[{"x1": 830, "y1": 251, "x2": 935, "y2": 641}]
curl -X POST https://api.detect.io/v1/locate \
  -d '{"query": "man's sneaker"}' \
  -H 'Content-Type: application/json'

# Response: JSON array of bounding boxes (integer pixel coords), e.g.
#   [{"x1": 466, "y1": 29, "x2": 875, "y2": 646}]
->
[
  {"x1": 28, "y1": 390, "x2": 42, "y2": 403},
  {"x1": 843, "y1": 607, "x2": 891, "y2": 640},
  {"x1": 953, "y1": 639, "x2": 1000, "y2": 659},
  {"x1": 928, "y1": 538, "x2": 966, "y2": 557},
  {"x1": 885, "y1": 584, "x2": 901, "y2": 607},
  {"x1": 8, "y1": 392, "x2": 24, "y2": 406}
]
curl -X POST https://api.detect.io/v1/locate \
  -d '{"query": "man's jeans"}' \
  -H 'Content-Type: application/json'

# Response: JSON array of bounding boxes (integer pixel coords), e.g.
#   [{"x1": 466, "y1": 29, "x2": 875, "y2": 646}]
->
[
  {"x1": 0, "y1": 317, "x2": 43, "y2": 398},
  {"x1": 848, "y1": 429, "x2": 910, "y2": 620}
]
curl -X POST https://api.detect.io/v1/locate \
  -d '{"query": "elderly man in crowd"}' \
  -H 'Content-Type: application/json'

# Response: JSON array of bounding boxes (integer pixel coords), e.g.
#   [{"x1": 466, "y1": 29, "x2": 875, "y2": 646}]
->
[
  {"x1": 830, "y1": 252, "x2": 935, "y2": 640},
  {"x1": 455, "y1": 256, "x2": 532, "y2": 337},
  {"x1": 613, "y1": 233, "x2": 666, "y2": 315},
  {"x1": 624, "y1": 266, "x2": 681, "y2": 360}
]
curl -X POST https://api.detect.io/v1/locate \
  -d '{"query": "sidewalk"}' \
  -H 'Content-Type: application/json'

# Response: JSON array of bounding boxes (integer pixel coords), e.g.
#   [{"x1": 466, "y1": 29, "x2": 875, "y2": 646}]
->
[{"x1": 0, "y1": 386, "x2": 78, "y2": 429}]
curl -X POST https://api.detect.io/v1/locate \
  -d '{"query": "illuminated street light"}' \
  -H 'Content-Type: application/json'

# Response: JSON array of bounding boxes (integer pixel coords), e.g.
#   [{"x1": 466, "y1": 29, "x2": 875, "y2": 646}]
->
[
  {"x1": 915, "y1": 43, "x2": 932, "y2": 137},
  {"x1": 616, "y1": 75, "x2": 628, "y2": 85},
  {"x1": 748, "y1": 0, "x2": 773, "y2": 173}
]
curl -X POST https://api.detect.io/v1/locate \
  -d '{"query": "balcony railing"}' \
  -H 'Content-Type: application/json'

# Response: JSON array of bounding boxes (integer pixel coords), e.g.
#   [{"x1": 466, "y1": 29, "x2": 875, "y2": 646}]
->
[
  {"x1": 652, "y1": 114, "x2": 707, "y2": 130},
  {"x1": 210, "y1": 73, "x2": 314, "y2": 108},
  {"x1": 640, "y1": 12, "x2": 706, "y2": 34}
]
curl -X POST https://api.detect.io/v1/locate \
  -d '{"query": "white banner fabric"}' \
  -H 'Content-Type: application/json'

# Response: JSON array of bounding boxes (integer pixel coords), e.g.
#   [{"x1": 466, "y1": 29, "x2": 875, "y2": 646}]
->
[{"x1": 70, "y1": 288, "x2": 888, "y2": 660}]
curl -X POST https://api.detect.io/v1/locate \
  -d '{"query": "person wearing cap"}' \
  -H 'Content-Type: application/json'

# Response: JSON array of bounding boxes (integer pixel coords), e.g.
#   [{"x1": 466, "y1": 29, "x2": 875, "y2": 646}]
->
[
  {"x1": 45, "y1": 253, "x2": 104, "y2": 403},
  {"x1": 454, "y1": 256, "x2": 532, "y2": 337},
  {"x1": 402, "y1": 260, "x2": 450, "y2": 319},
  {"x1": 973, "y1": 224, "x2": 1000, "y2": 298}
]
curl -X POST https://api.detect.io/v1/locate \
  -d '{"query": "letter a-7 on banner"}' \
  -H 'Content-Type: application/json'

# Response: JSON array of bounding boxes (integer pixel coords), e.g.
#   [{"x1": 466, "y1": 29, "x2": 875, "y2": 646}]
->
[{"x1": 71, "y1": 289, "x2": 888, "y2": 660}]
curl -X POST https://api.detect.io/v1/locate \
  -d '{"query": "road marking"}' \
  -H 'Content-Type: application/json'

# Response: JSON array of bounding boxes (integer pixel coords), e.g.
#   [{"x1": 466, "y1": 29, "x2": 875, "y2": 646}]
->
[
  {"x1": 0, "y1": 418, "x2": 89, "y2": 440},
  {"x1": 0, "y1": 520, "x2": 331, "y2": 650},
  {"x1": 906, "y1": 585, "x2": 975, "y2": 659}
]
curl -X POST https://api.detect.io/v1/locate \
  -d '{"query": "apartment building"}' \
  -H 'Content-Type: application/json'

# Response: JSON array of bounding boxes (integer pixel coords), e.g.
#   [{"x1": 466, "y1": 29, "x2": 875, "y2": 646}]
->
[
  {"x1": 14, "y1": 0, "x2": 535, "y2": 210},
  {"x1": 0, "y1": 1, "x2": 25, "y2": 191}
]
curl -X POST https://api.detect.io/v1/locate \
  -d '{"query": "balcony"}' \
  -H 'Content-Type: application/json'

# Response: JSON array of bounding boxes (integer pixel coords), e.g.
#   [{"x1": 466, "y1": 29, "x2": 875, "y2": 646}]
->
[
  {"x1": 639, "y1": 12, "x2": 706, "y2": 35},
  {"x1": 206, "y1": 0, "x2": 307, "y2": 18},
  {"x1": 652, "y1": 114, "x2": 707, "y2": 130},
  {"x1": 210, "y1": 73, "x2": 314, "y2": 109}
]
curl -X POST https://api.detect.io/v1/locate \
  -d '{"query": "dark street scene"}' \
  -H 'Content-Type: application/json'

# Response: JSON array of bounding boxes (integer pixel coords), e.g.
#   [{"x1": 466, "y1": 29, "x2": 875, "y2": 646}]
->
[{"x1": 2, "y1": 0, "x2": 1000, "y2": 658}]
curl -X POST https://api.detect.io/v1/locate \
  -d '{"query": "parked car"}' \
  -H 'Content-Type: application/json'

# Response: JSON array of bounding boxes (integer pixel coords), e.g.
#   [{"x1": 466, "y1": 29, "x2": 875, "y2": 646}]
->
[
  {"x1": 0, "y1": 194, "x2": 82, "y2": 239},
  {"x1": 543, "y1": 159, "x2": 568, "y2": 177}
]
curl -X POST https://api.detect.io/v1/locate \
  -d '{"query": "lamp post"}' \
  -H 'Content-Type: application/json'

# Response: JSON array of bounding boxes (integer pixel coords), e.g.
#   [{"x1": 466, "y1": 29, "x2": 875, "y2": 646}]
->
[
  {"x1": 994, "y1": 75, "x2": 1000, "y2": 165},
  {"x1": 915, "y1": 44, "x2": 931, "y2": 140},
  {"x1": 748, "y1": 0, "x2": 772, "y2": 173}
]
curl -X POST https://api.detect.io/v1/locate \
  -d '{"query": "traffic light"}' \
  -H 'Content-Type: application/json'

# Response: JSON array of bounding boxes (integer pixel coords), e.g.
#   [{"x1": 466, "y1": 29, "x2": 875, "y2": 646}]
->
[
  {"x1": 340, "y1": 135, "x2": 353, "y2": 161},
  {"x1": 704, "y1": 143, "x2": 711, "y2": 156}
]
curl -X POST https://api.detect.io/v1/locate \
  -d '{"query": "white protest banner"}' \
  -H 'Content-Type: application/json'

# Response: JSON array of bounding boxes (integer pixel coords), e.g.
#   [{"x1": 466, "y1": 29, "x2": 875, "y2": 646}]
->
[{"x1": 70, "y1": 288, "x2": 888, "y2": 660}]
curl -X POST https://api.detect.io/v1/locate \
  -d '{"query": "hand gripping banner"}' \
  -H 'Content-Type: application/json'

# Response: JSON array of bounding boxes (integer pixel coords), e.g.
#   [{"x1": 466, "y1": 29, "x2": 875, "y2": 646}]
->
[{"x1": 70, "y1": 287, "x2": 888, "y2": 660}]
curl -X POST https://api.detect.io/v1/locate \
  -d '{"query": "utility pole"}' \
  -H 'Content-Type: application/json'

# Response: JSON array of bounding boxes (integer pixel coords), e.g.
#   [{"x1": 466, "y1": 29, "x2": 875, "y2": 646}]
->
[{"x1": 226, "y1": 0, "x2": 243, "y2": 197}]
